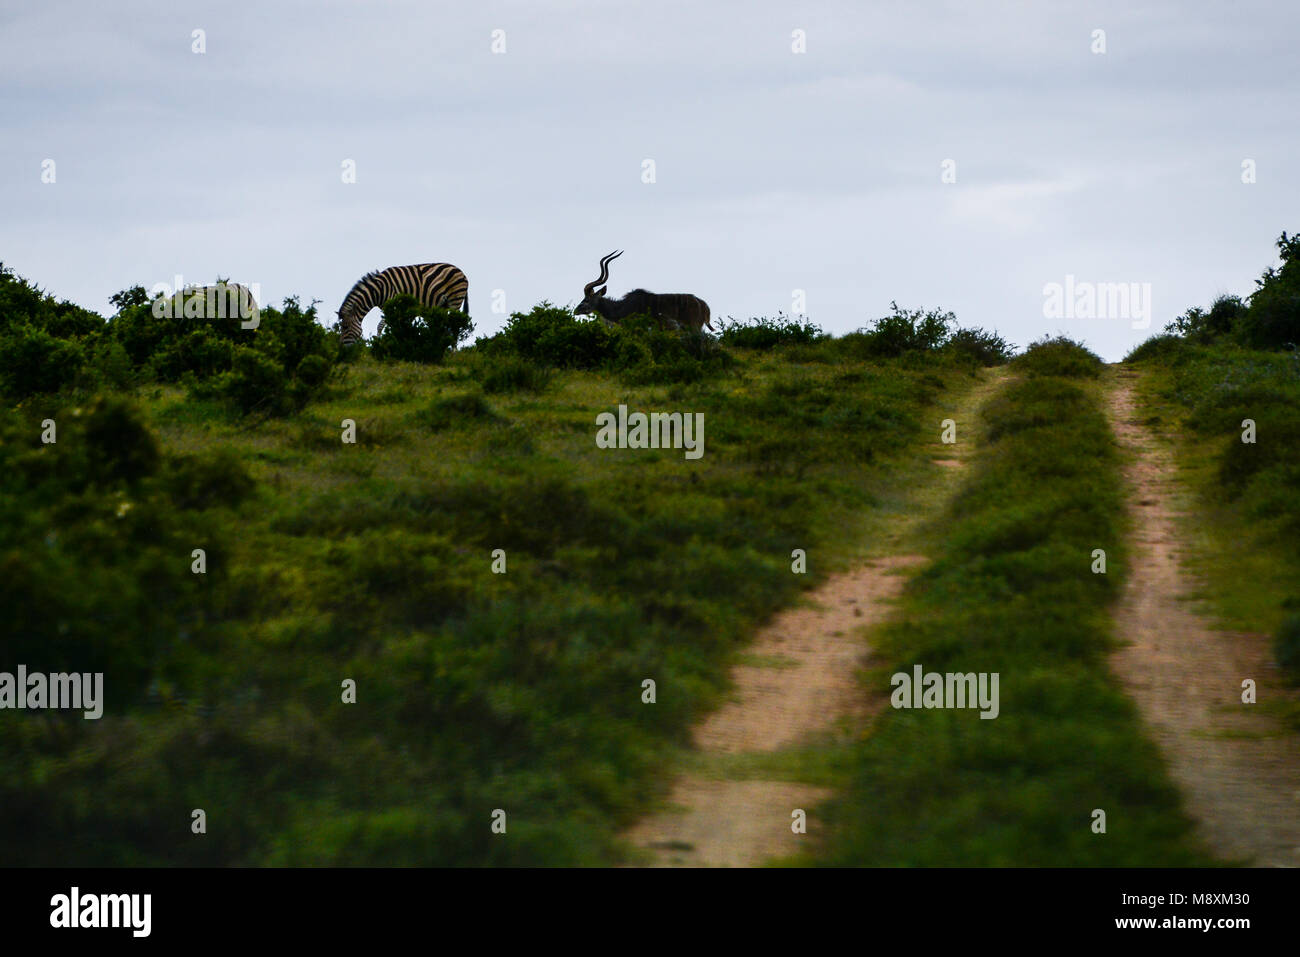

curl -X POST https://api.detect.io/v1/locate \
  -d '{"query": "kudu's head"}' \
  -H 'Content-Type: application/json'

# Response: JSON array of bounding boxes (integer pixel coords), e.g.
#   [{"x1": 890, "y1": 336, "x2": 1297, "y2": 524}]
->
[{"x1": 574, "y1": 250, "x2": 623, "y2": 316}]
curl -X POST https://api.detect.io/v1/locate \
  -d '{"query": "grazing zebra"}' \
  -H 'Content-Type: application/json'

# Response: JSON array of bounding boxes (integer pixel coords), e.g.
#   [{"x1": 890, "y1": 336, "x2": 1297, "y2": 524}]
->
[
  {"x1": 337, "y1": 263, "x2": 469, "y2": 346},
  {"x1": 574, "y1": 250, "x2": 712, "y2": 333}
]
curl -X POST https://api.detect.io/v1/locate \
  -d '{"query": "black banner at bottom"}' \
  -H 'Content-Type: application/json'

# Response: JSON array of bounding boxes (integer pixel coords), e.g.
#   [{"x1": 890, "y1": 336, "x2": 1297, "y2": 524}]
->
[{"x1": 3, "y1": 867, "x2": 1279, "y2": 943}]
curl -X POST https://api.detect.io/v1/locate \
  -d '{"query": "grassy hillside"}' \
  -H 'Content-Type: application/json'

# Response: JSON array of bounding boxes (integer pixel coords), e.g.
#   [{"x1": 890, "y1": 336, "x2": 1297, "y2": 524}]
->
[
  {"x1": 1125, "y1": 343, "x2": 1300, "y2": 704},
  {"x1": 0, "y1": 266, "x2": 1012, "y2": 864},
  {"x1": 1125, "y1": 230, "x2": 1300, "y2": 695}
]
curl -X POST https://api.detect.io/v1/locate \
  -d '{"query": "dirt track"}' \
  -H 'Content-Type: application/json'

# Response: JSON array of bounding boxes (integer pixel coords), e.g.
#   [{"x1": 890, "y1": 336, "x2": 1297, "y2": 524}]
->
[
  {"x1": 621, "y1": 371, "x2": 1005, "y2": 867},
  {"x1": 1107, "y1": 370, "x2": 1300, "y2": 867},
  {"x1": 622, "y1": 556, "x2": 925, "y2": 866}
]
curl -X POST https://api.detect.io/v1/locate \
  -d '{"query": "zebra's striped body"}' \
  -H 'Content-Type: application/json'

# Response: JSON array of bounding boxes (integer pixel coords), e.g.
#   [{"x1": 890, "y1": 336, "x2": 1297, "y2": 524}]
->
[{"x1": 337, "y1": 263, "x2": 469, "y2": 346}]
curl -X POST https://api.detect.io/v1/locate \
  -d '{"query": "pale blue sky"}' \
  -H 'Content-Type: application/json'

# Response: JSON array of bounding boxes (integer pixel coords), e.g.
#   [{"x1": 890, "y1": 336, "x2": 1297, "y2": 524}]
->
[{"x1": 2, "y1": 0, "x2": 1296, "y2": 359}]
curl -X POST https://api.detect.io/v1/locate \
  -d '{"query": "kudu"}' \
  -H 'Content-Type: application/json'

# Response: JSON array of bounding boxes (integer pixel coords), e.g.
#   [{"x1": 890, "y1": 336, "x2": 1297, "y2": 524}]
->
[{"x1": 574, "y1": 251, "x2": 713, "y2": 332}]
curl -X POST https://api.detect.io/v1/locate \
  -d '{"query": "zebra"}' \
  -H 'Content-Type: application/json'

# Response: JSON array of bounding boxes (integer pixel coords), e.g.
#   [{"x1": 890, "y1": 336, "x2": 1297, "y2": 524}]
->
[
  {"x1": 337, "y1": 263, "x2": 469, "y2": 346},
  {"x1": 574, "y1": 250, "x2": 712, "y2": 333}
]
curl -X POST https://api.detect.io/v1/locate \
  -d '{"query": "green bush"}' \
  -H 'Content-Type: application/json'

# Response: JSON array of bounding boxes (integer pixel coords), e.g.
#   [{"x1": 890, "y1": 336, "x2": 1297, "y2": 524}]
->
[
  {"x1": 478, "y1": 303, "x2": 619, "y2": 370},
  {"x1": 295, "y1": 353, "x2": 331, "y2": 388},
  {"x1": 1124, "y1": 334, "x2": 1187, "y2": 364},
  {"x1": 104, "y1": 288, "x2": 337, "y2": 414},
  {"x1": 370, "y1": 294, "x2": 474, "y2": 364},
  {"x1": 199, "y1": 346, "x2": 290, "y2": 416},
  {"x1": 108, "y1": 285, "x2": 252, "y2": 377},
  {"x1": 87, "y1": 337, "x2": 136, "y2": 391},
  {"x1": 82, "y1": 396, "x2": 161, "y2": 484},
  {"x1": 1165, "y1": 295, "x2": 1248, "y2": 345},
  {"x1": 943, "y1": 327, "x2": 1016, "y2": 366},
  {"x1": 612, "y1": 315, "x2": 734, "y2": 385},
  {"x1": 1238, "y1": 232, "x2": 1300, "y2": 349},
  {"x1": 0, "y1": 266, "x2": 331, "y2": 417},
  {"x1": 1012, "y1": 335, "x2": 1103, "y2": 378},
  {"x1": 1155, "y1": 233, "x2": 1300, "y2": 351},
  {"x1": 475, "y1": 303, "x2": 734, "y2": 385},
  {"x1": 717, "y1": 314, "x2": 825, "y2": 350},
  {"x1": 0, "y1": 324, "x2": 86, "y2": 399},
  {"x1": 0, "y1": 263, "x2": 105, "y2": 338},
  {"x1": 159, "y1": 299, "x2": 339, "y2": 417},
  {"x1": 850, "y1": 303, "x2": 955, "y2": 358},
  {"x1": 151, "y1": 327, "x2": 235, "y2": 382},
  {"x1": 0, "y1": 399, "x2": 228, "y2": 707}
]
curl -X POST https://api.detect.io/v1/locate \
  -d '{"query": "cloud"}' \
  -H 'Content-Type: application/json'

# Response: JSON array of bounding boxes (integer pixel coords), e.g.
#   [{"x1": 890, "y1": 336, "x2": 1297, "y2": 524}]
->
[{"x1": 1, "y1": 0, "x2": 1297, "y2": 358}]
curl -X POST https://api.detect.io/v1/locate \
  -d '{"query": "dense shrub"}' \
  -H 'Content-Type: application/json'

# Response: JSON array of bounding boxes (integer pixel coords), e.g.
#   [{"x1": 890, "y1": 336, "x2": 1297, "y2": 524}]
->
[
  {"x1": 1012, "y1": 336, "x2": 1104, "y2": 379},
  {"x1": 716, "y1": 314, "x2": 825, "y2": 350},
  {"x1": 109, "y1": 285, "x2": 254, "y2": 378},
  {"x1": 195, "y1": 346, "x2": 292, "y2": 416},
  {"x1": 474, "y1": 303, "x2": 733, "y2": 384},
  {"x1": 1124, "y1": 333, "x2": 1188, "y2": 364},
  {"x1": 1164, "y1": 295, "x2": 1247, "y2": 345},
  {"x1": 0, "y1": 324, "x2": 86, "y2": 399},
  {"x1": 943, "y1": 326, "x2": 1016, "y2": 366},
  {"x1": 0, "y1": 265, "x2": 111, "y2": 399},
  {"x1": 151, "y1": 327, "x2": 236, "y2": 382},
  {"x1": 0, "y1": 267, "x2": 330, "y2": 415},
  {"x1": 0, "y1": 263, "x2": 104, "y2": 338},
  {"x1": 611, "y1": 314, "x2": 734, "y2": 385},
  {"x1": 1156, "y1": 233, "x2": 1300, "y2": 351},
  {"x1": 103, "y1": 288, "x2": 338, "y2": 415},
  {"x1": 477, "y1": 303, "x2": 619, "y2": 369},
  {"x1": 369, "y1": 294, "x2": 474, "y2": 364},
  {"x1": 0, "y1": 398, "x2": 232, "y2": 706},
  {"x1": 821, "y1": 305, "x2": 1010, "y2": 367},
  {"x1": 164, "y1": 298, "x2": 339, "y2": 417},
  {"x1": 1239, "y1": 232, "x2": 1300, "y2": 349},
  {"x1": 82, "y1": 396, "x2": 162, "y2": 484},
  {"x1": 851, "y1": 303, "x2": 955, "y2": 357}
]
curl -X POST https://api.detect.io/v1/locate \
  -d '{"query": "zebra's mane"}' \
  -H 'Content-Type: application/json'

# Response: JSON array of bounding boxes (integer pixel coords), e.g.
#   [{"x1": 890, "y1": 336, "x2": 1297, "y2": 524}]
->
[{"x1": 340, "y1": 269, "x2": 389, "y2": 311}]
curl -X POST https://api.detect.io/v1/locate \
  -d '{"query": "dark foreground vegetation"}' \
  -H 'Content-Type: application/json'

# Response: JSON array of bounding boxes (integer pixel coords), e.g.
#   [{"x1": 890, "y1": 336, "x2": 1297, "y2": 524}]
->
[
  {"x1": 0, "y1": 264, "x2": 1015, "y2": 864},
  {"x1": 1125, "y1": 231, "x2": 1300, "y2": 690}
]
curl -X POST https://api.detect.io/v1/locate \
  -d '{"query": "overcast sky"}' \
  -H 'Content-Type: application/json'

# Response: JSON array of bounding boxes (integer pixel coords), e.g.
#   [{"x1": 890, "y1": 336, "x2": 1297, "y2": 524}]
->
[{"x1": 2, "y1": 0, "x2": 1296, "y2": 359}]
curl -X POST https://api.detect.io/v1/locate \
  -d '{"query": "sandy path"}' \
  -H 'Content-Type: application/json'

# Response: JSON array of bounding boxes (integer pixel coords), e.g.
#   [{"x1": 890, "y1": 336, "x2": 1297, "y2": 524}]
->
[
  {"x1": 621, "y1": 369, "x2": 1004, "y2": 867},
  {"x1": 622, "y1": 556, "x2": 926, "y2": 867},
  {"x1": 1107, "y1": 369, "x2": 1300, "y2": 867}
]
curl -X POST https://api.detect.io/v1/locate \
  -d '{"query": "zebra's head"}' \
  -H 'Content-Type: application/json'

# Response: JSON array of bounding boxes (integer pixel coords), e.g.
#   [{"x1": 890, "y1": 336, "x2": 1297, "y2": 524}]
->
[
  {"x1": 337, "y1": 289, "x2": 368, "y2": 346},
  {"x1": 337, "y1": 304, "x2": 359, "y2": 346},
  {"x1": 575, "y1": 250, "x2": 623, "y2": 317}
]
